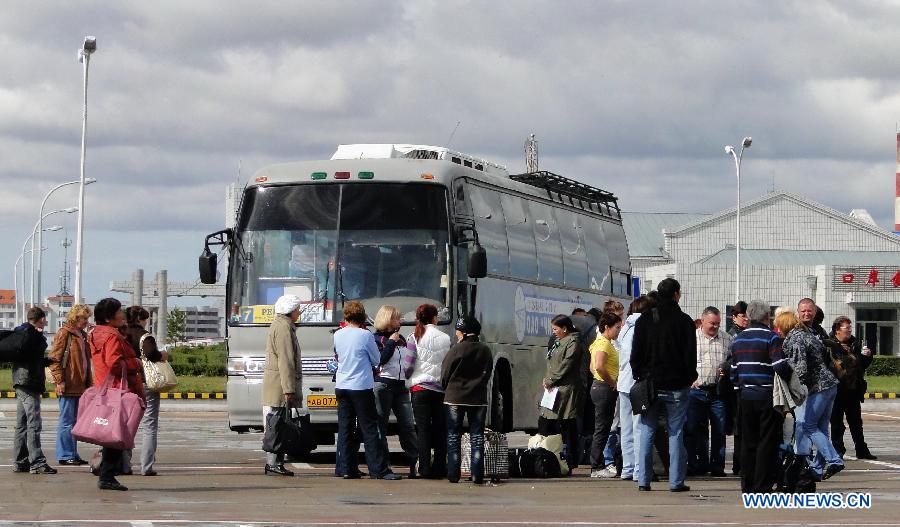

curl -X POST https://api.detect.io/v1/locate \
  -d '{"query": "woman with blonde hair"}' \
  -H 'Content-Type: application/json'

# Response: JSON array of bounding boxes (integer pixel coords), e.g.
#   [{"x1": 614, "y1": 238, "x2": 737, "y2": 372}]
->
[
  {"x1": 48, "y1": 304, "x2": 93, "y2": 466},
  {"x1": 372, "y1": 305, "x2": 418, "y2": 477},
  {"x1": 780, "y1": 308, "x2": 843, "y2": 480}
]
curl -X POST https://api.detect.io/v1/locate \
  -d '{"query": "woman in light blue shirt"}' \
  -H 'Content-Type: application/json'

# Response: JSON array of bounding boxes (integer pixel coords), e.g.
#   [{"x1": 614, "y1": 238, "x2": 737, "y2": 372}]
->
[{"x1": 333, "y1": 301, "x2": 402, "y2": 480}]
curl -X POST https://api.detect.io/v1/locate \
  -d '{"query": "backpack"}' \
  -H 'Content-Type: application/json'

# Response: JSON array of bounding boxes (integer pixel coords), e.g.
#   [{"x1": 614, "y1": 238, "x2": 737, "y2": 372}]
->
[
  {"x1": 0, "y1": 329, "x2": 29, "y2": 363},
  {"x1": 508, "y1": 447, "x2": 563, "y2": 478},
  {"x1": 777, "y1": 443, "x2": 817, "y2": 493}
]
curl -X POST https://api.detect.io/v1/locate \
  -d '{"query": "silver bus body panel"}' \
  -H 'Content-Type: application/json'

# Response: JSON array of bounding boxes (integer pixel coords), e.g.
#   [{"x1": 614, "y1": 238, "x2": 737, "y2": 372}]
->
[{"x1": 226, "y1": 155, "x2": 630, "y2": 432}]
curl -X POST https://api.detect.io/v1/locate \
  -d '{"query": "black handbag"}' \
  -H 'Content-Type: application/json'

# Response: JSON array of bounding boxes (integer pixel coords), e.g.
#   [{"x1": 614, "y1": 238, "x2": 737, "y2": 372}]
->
[
  {"x1": 262, "y1": 407, "x2": 317, "y2": 459},
  {"x1": 629, "y1": 377, "x2": 655, "y2": 415}
]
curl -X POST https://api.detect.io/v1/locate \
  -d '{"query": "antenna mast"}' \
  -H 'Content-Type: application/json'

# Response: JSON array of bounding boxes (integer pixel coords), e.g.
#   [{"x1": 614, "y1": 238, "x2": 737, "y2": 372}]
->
[
  {"x1": 525, "y1": 133, "x2": 539, "y2": 173},
  {"x1": 59, "y1": 235, "x2": 72, "y2": 296}
]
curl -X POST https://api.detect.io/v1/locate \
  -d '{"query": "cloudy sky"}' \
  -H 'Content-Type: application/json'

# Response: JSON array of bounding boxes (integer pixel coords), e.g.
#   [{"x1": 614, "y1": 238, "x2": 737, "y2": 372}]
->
[{"x1": 2, "y1": 1, "x2": 899, "y2": 306}]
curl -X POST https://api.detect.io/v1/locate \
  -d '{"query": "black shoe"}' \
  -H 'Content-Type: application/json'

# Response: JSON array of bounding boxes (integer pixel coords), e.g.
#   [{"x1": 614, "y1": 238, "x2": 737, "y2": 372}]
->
[
  {"x1": 342, "y1": 471, "x2": 363, "y2": 480},
  {"x1": 376, "y1": 472, "x2": 402, "y2": 481},
  {"x1": 638, "y1": 485, "x2": 651, "y2": 491},
  {"x1": 58, "y1": 459, "x2": 85, "y2": 466},
  {"x1": 408, "y1": 465, "x2": 420, "y2": 479},
  {"x1": 264, "y1": 464, "x2": 294, "y2": 477},
  {"x1": 30, "y1": 464, "x2": 58, "y2": 475},
  {"x1": 12, "y1": 464, "x2": 29, "y2": 473},
  {"x1": 823, "y1": 464, "x2": 844, "y2": 481},
  {"x1": 98, "y1": 479, "x2": 128, "y2": 491},
  {"x1": 670, "y1": 484, "x2": 691, "y2": 492},
  {"x1": 856, "y1": 451, "x2": 878, "y2": 460},
  {"x1": 142, "y1": 469, "x2": 158, "y2": 476},
  {"x1": 651, "y1": 474, "x2": 660, "y2": 482},
  {"x1": 709, "y1": 471, "x2": 728, "y2": 477}
]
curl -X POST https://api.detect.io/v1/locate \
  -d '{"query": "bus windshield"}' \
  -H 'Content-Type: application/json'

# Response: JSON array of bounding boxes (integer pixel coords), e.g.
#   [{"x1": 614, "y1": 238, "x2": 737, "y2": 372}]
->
[{"x1": 229, "y1": 183, "x2": 451, "y2": 325}]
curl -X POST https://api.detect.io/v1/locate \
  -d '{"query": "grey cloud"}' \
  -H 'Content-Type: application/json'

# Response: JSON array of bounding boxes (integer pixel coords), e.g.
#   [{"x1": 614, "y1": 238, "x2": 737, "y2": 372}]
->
[{"x1": 2, "y1": 1, "x2": 899, "y2": 302}]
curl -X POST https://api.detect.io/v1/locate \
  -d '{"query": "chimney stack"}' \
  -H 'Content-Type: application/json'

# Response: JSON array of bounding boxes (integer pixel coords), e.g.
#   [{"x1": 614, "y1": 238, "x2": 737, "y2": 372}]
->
[{"x1": 896, "y1": 132, "x2": 900, "y2": 232}]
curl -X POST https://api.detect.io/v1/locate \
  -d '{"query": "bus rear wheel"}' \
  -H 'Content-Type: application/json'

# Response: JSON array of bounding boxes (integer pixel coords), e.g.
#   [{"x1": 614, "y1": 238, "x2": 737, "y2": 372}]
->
[{"x1": 490, "y1": 362, "x2": 512, "y2": 433}]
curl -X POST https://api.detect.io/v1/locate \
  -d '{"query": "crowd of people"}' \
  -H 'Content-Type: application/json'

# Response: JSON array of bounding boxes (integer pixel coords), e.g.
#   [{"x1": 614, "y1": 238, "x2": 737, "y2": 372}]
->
[
  {"x1": 260, "y1": 278, "x2": 876, "y2": 492},
  {"x1": 534, "y1": 279, "x2": 876, "y2": 493},
  {"x1": 8, "y1": 280, "x2": 876, "y2": 494},
  {"x1": 10, "y1": 299, "x2": 167, "y2": 491}
]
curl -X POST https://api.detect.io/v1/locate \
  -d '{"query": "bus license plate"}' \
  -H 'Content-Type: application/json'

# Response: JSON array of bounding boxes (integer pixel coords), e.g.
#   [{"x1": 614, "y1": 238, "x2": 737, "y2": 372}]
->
[{"x1": 307, "y1": 394, "x2": 337, "y2": 409}]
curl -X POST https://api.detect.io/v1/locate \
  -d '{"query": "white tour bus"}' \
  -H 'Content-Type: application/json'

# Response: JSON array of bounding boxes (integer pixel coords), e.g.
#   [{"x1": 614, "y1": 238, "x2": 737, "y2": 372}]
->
[{"x1": 199, "y1": 144, "x2": 631, "y2": 446}]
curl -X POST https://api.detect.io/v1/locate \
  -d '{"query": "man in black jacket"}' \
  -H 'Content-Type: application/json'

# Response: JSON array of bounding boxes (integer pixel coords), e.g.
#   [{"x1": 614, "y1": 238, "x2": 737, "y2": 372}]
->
[
  {"x1": 630, "y1": 278, "x2": 697, "y2": 492},
  {"x1": 442, "y1": 316, "x2": 493, "y2": 484},
  {"x1": 12, "y1": 307, "x2": 56, "y2": 474}
]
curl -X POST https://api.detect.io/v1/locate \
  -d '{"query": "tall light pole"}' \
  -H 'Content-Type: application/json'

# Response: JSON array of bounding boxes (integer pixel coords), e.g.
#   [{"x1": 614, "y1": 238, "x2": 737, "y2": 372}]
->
[
  {"x1": 30, "y1": 209, "x2": 76, "y2": 307},
  {"x1": 17, "y1": 225, "x2": 62, "y2": 322},
  {"x1": 724, "y1": 136, "x2": 752, "y2": 302},
  {"x1": 74, "y1": 35, "x2": 97, "y2": 304},
  {"x1": 36, "y1": 178, "x2": 95, "y2": 304}
]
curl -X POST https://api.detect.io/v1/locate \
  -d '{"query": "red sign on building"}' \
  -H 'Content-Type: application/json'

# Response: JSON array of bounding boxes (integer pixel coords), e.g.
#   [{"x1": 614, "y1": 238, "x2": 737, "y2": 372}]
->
[
  {"x1": 833, "y1": 266, "x2": 900, "y2": 292},
  {"x1": 866, "y1": 269, "x2": 880, "y2": 287}
]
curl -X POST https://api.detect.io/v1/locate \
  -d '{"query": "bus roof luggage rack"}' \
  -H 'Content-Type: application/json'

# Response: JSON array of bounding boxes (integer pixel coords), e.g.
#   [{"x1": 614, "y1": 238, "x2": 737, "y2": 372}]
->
[{"x1": 509, "y1": 171, "x2": 622, "y2": 220}]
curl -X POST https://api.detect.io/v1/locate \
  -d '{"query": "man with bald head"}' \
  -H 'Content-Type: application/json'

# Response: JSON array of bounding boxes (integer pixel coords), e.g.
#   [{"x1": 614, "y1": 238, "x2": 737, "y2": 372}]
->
[{"x1": 686, "y1": 307, "x2": 732, "y2": 477}]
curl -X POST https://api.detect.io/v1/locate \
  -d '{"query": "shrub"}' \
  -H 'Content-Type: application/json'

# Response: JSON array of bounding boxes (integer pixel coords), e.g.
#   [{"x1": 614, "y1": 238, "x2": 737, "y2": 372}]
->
[
  {"x1": 867, "y1": 356, "x2": 900, "y2": 377},
  {"x1": 168, "y1": 344, "x2": 226, "y2": 377}
]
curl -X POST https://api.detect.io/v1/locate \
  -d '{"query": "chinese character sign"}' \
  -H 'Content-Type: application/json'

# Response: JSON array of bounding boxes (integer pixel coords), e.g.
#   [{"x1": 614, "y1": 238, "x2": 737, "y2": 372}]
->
[{"x1": 833, "y1": 266, "x2": 900, "y2": 292}]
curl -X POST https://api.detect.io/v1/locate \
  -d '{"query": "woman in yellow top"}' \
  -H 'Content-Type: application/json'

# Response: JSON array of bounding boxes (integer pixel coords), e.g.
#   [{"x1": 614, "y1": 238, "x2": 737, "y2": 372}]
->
[{"x1": 589, "y1": 311, "x2": 623, "y2": 478}]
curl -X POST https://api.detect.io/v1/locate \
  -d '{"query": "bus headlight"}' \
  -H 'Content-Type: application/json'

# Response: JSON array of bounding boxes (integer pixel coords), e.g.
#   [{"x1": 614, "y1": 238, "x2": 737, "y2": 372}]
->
[{"x1": 227, "y1": 357, "x2": 266, "y2": 376}]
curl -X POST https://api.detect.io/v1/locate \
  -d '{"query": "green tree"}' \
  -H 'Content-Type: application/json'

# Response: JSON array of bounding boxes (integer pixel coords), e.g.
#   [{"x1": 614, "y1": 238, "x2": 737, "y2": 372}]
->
[{"x1": 166, "y1": 307, "x2": 187, "y2": 344}]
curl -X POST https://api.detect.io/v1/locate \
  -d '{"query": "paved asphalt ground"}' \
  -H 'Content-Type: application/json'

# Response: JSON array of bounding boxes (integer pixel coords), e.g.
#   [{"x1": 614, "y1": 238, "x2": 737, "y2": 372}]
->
[{"x1": 1, "y1": 402, "x2": 899, "y2": 526}]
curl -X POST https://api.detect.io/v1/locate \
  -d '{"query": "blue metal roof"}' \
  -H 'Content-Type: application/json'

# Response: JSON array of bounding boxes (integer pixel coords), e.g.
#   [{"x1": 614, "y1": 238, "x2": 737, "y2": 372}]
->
[
  {"x1": 696, "y1": 248, "x2": 900, "y2": 266},
  {"x1": 621, "y1": 212, "x2": 711, "y2": 258}
]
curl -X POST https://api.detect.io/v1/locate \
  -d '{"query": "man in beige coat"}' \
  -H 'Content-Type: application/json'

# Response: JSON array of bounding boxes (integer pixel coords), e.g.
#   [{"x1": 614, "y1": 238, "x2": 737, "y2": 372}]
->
[{"x1": 262, "y1": 294, "x2": 303, "y2": 476}]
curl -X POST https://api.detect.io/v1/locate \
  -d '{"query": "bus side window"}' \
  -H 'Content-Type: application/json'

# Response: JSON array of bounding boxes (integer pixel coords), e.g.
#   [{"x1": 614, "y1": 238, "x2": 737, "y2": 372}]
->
[
  {"x1": 585, "y1": 221, "x2": 611, "y2": 292},
  {"x1": 602, "y1": 222, "x2": 631, "y2": 297},
  {"x1": 500, "y1": 193, "x2": 537, "y2": 280},
  {"x1": 469, "y1": 185, "x2": 510, "y2": 276},
  {"x1": 454, "y1": 179, "x2": 471, "y2": 217},
  {"x1": 528, "y1": 200, "x2": 563, "y2": 284},
  {"x1": 554, "y1": 208, "x2": 589, "y2": 290}
]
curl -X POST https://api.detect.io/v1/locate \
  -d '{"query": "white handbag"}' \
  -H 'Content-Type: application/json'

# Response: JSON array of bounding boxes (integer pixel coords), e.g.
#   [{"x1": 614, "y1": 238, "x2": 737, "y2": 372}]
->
[{"x1": 140, "y1": 334, "x2": 178, "y2": 392}]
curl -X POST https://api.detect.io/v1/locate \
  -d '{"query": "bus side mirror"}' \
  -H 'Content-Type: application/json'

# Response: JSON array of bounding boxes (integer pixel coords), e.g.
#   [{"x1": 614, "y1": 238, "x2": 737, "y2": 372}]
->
[
  {"x1": 468, "y1": 243, "x2": 487, "y2": 279},
  {"x1": 199, "y1": 248, "x2": 218, "y2": 284}
]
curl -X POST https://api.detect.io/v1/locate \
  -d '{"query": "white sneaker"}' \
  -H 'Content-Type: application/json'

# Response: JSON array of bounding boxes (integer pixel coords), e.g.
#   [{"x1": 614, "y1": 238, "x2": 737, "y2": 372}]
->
[
  {"x1": 598, "y1": 464, "x2": 618, "y2": 479},
  {"x1": 590, "y1": 469, "x2": 604, "y2": 478}
]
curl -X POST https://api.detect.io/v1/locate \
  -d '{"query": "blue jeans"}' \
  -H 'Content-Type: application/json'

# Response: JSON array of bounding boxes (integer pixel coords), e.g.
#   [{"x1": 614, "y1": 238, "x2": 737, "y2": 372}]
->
[
  {"x1": 56, "y1": 396, "x2": 81, "y2": 462},
  {"x1": 373, "y1": 379, "x2": 419, "y2": 468},
  {"x1": 794, "y1": 385, "x2": 842, "y2": 475},
  {"x1": 618, "y1": 392, "x2": 640, "y2": 479},
  {"x1": 637, "y1": 388, "x2": 689, "y2": 489},
  {"x1": 685, "y1": 387, "x2": 727, "y2": 474},
  {"x1": 446, "y1": 405, "x2": 487, "y2": 483},
  {"x1": 604, "y1": 430, "x2": 619, "y2": 467}
]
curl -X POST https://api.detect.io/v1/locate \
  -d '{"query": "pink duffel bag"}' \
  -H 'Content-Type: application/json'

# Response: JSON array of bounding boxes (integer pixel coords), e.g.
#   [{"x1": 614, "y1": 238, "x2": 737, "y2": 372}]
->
[{"x1": 72, "y1": 365, "x2": 146, "y2": 450}]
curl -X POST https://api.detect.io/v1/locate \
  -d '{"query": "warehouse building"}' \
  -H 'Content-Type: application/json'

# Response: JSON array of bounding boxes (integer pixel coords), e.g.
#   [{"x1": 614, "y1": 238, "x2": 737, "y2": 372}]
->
[{"x1": 623, "y1": 191, "x2": 900, "y2": 356}]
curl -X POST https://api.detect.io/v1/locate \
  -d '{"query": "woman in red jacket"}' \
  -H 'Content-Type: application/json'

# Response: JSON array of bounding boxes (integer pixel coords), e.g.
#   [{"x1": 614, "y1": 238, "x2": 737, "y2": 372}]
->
[{"x1": 87, "y1": 298, "x2": 144, "y2": 491}]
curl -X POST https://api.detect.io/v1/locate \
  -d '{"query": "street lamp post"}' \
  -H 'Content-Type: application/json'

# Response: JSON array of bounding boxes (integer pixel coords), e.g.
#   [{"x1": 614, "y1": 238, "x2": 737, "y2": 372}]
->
[
  {"x1": 724, "y1": 137, "x2": 752, "y2": 302},
  {"x1": 29, "y1": 209, "x2": 75, "y2": 307},
  {"x1": 16, "y1": 225, "x2": 62, "y2": 322},
  {"x1": 36, "y1": 179, "x2": 95, "y2": 305},
  {"x1": 74, "y1": 35, "x2": 97, "y2": 304}
]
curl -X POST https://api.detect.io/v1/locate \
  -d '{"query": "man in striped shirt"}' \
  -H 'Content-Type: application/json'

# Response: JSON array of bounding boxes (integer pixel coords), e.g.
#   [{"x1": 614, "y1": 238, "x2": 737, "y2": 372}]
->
[{"x1": 729, "y1": 300, "x2": 792, "y2": 493}]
